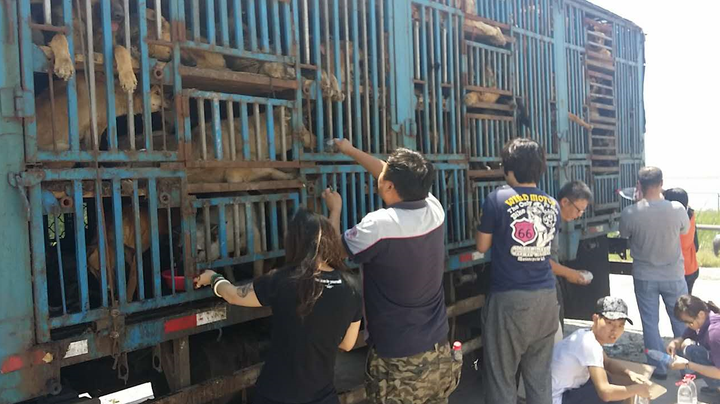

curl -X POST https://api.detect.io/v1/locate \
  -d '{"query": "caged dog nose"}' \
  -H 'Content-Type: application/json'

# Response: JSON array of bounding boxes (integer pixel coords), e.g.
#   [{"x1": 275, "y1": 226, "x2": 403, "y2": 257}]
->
[{"x1": 111, "y1": 3, "x2": 125, "y2": 20}]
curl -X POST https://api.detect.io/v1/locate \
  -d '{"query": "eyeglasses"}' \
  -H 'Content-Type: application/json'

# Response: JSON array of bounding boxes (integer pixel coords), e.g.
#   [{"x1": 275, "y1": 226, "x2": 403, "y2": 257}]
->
[{"x1": 570, "y1": 200, "x2": 585, "y2": 216}]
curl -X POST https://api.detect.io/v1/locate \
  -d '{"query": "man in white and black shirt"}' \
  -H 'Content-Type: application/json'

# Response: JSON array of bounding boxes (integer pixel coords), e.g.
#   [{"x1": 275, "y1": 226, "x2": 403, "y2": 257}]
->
[{"x1": 324, "y1": 139, "x2": 459, "y2": 404}]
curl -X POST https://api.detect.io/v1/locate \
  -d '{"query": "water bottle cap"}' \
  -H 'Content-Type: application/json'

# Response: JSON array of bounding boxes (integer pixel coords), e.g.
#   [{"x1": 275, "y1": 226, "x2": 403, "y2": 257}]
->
[
  {"x1": 683, "y1": 374, "x2": 696, "y2": 381},
  {"x1": 453, "y1": 341, "x2": 462, "y2": 350}
]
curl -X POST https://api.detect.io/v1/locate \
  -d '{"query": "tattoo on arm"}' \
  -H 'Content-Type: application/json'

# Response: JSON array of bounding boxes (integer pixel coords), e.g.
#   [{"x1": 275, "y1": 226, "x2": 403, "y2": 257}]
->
[{"x1": 236, "y1": 282, "x2": 254, "y2": 298}]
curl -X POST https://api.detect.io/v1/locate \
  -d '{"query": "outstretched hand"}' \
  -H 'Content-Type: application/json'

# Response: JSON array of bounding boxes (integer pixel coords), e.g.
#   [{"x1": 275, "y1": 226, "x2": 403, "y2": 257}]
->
[
  {"x1": 566, "y1": 269, "x2": 591, "y2": 286},
  {"x1": 333, "y1": 138, "x2": 354, "y2": 154},
  {"x1": 194, "y1": 270, "x2": 217, "y2": 289},
  {"x1": 322, "y1": 188, "x2": 343, "y2": 213}
]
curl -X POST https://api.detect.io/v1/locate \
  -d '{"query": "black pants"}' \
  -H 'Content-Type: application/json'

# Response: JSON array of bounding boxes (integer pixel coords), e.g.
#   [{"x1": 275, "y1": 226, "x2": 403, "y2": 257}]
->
[
  {"x1": 562, "y1": 378, "x2": 621, "y2": 404},
  {"x1": 685, "y1": 269, "x2": 700, "y2": 295}
]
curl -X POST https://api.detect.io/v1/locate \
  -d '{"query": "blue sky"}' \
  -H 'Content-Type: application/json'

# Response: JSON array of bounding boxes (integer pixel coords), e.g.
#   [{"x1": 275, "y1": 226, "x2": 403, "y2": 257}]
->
[{"x1": 590, "y1": 0, "x2": 720, "y2": 209}]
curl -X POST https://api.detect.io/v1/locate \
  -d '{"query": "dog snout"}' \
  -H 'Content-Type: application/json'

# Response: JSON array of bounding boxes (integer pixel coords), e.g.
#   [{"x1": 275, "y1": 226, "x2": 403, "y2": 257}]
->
[{"x1": 111, "y1": 2, "x2": 125, "y2": 20}]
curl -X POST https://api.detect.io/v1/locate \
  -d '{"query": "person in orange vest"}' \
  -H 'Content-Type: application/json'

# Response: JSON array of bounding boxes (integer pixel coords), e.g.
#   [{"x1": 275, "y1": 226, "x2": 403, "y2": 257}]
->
[{"x1": 663, "y1": 188, "x2": 700, "y2": 294}]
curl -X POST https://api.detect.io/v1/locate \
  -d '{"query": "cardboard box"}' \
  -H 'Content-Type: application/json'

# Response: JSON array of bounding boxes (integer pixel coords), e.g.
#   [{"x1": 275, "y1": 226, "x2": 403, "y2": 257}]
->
[{"x1": 608, "y1": 359, "x2": 667, "y2": 403}]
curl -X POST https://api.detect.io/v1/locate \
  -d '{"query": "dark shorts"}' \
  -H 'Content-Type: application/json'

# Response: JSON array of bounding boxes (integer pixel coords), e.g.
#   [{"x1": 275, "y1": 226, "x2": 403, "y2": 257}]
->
[{"x1": 255, "y1": 389, "x2": 340, "y2": 404}]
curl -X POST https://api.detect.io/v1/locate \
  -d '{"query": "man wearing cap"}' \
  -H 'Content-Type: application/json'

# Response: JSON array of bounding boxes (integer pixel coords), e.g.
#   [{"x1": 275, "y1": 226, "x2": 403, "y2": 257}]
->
[{"x1": 551, "y1": 297, "x2": 652, "y2": 404}]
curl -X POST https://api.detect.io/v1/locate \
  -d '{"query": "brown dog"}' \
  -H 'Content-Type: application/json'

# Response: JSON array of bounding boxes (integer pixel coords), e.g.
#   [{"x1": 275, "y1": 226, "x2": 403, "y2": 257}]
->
[
  {"x1": 35, "y1": 0, "x2": 136, "y2": 93},
  {"x1": 188, "y1": 108, "x2": 317, "y2": 183},
  {"x1": 35, "y1": 72, "x2": 164, "y2": 153},
  {"x1": 87, "y1": 204, "x2": 169, "y2": 303}
]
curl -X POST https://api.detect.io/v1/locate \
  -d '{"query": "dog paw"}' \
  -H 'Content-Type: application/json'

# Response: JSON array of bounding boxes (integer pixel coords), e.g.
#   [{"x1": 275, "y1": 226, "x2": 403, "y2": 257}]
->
[
  {"x1": 119, "y1": 70, "x2": 137, "y2": 93},
  {"x1": 54, "y1": 53, "x2": 75, "y2": 81}
]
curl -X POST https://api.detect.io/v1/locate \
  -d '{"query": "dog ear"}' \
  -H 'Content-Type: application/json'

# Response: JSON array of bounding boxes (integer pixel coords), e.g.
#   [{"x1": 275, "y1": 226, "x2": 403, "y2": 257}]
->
[{"x1": 145, "y1": 8, "x2": 157, "y2": 21}]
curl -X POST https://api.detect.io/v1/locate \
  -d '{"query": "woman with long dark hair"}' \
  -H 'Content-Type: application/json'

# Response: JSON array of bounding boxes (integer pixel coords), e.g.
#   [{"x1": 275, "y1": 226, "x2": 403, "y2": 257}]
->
[
  {"x1": 195, "y1": 206, "x2": 362, "y2": 404},
  {"x1": 663, "y1": 188, "x2": 700, "y2": 293},
  {"x1": 667, "y1": 295, "x2": 720, "y2": 394}
]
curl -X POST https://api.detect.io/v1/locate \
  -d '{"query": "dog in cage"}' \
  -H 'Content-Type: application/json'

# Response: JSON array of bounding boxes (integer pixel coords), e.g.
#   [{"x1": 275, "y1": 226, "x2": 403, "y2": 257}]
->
[
  {"x1": 588, "y1": 25, "x2": 612, "y2": 59},
  {"x1": 32, "y1": 0, "x2": 137, "y2": 93},
  {"x1": 35, "y1": 72, "x2": 165, "y2": 155},
  {"x1": 170, "y1": 0, "x2": 297, "y2": 80},
  {"x1": 300, "y1": 43, "x2": 359, "y2": 103},
  {"x1": 465, "y1": 64, "x2": 503, "y2": 107},
  {"x1": 195, "y1": 204, "x2": 265, "y2": 279},
  {"x1": 187, "y1": 107, "x2": 317, "y2": 183},
  {"x1": 86, "y1": 204, "x2": 171, "y2": 303}
]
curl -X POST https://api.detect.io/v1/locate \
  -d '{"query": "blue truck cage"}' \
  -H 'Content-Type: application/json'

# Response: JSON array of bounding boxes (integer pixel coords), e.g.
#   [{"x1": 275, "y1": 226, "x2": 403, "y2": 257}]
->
[{"x1": 0, "y1": 0, "x2": 644, "y2": 402}]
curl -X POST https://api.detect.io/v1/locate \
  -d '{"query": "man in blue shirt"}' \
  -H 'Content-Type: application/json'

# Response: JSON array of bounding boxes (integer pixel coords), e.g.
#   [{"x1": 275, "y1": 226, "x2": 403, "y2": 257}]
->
[{"x1": 476, "y1": 138, "x2": 560, "y2": 404}]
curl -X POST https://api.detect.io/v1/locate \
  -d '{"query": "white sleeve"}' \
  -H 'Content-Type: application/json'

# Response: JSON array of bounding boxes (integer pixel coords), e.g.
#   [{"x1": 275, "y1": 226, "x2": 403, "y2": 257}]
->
[
  {"x1": 426, "y1": 193, "x2": 445, "y2": 218},
  {"x1": 576, "y1": 333, "x2": 605, "y2": 369},
  {"x1": 342, "y1": 213, "x2": 383, "y2": 263}
]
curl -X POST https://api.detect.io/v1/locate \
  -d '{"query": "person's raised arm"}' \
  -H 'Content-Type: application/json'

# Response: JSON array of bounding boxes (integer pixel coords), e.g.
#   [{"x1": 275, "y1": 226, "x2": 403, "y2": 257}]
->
[
  {"x1": 322, "y1": 188, "x2": 343, "y2": 236},
  {"x1": 334, "y1": 139, "x2": 385, "y2": 179},
  {"x1": 194, "y1": 270, "x2": 262, "y2": 307}
]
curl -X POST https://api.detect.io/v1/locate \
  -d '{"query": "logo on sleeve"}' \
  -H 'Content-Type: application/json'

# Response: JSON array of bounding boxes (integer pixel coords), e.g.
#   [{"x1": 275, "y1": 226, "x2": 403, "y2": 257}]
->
[{"x1": 345, "y1": 227, "x2": 359, "y2": 240}]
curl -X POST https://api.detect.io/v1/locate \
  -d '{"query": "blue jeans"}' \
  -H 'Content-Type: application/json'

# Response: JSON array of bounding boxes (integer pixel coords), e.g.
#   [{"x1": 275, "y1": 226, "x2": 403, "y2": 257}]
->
[
  {"x1": 683, "y1": 344, "x2": 720, "y2": 389},
  {"x1": 634, "y1": 278, "x2": 688, "y2": 375}
]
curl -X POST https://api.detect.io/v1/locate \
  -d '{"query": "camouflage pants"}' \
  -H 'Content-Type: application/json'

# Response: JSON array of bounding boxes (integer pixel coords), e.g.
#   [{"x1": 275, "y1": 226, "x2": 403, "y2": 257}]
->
[{"x1": 365, "y1": 342, "x2": 462, "y2": 404}]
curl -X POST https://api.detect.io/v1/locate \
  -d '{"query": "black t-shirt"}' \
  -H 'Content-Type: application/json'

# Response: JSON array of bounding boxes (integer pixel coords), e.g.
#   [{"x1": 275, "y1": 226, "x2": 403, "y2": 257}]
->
[{"x1": 253, "y1": 268, "x2": 362, "y2": 403}]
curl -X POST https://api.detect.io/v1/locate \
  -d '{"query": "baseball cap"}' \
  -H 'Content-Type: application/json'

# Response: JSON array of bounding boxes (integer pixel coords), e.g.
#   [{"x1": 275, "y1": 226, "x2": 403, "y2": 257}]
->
[{"x1": 595, "y1": 296, "x2": 633, "y2": 325}]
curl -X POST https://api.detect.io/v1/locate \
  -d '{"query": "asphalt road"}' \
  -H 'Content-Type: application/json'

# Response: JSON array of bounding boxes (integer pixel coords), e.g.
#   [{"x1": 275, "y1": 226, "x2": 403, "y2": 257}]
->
[{"x1": 447, "y1": 268, "x2": 720, "y2": 404}]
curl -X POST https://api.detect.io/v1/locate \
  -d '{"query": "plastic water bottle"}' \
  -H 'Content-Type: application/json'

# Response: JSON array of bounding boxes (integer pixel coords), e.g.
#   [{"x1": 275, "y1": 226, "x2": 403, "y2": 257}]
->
[
  {"x1": 682, "y1": 374, "x2": 698, "y2": 404},
  {"x1": 634, "y1": 397, "x2": 649, "y2": 404},
  {"x1": 645, "y1": 349, "x2": 673, "y2": 367},
  {"x1": 677, "y1": 374, "x2": 698, "y2": 404},
  {"x1": 452, "y1": 341, "x2": 463, "y2": 362}
]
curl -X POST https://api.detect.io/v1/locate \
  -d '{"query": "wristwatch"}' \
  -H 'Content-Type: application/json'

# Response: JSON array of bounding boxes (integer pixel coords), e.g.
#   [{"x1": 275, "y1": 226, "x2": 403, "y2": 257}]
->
[{"x1": 686, "y1": 362, "x2": 691, "y2": 371}]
